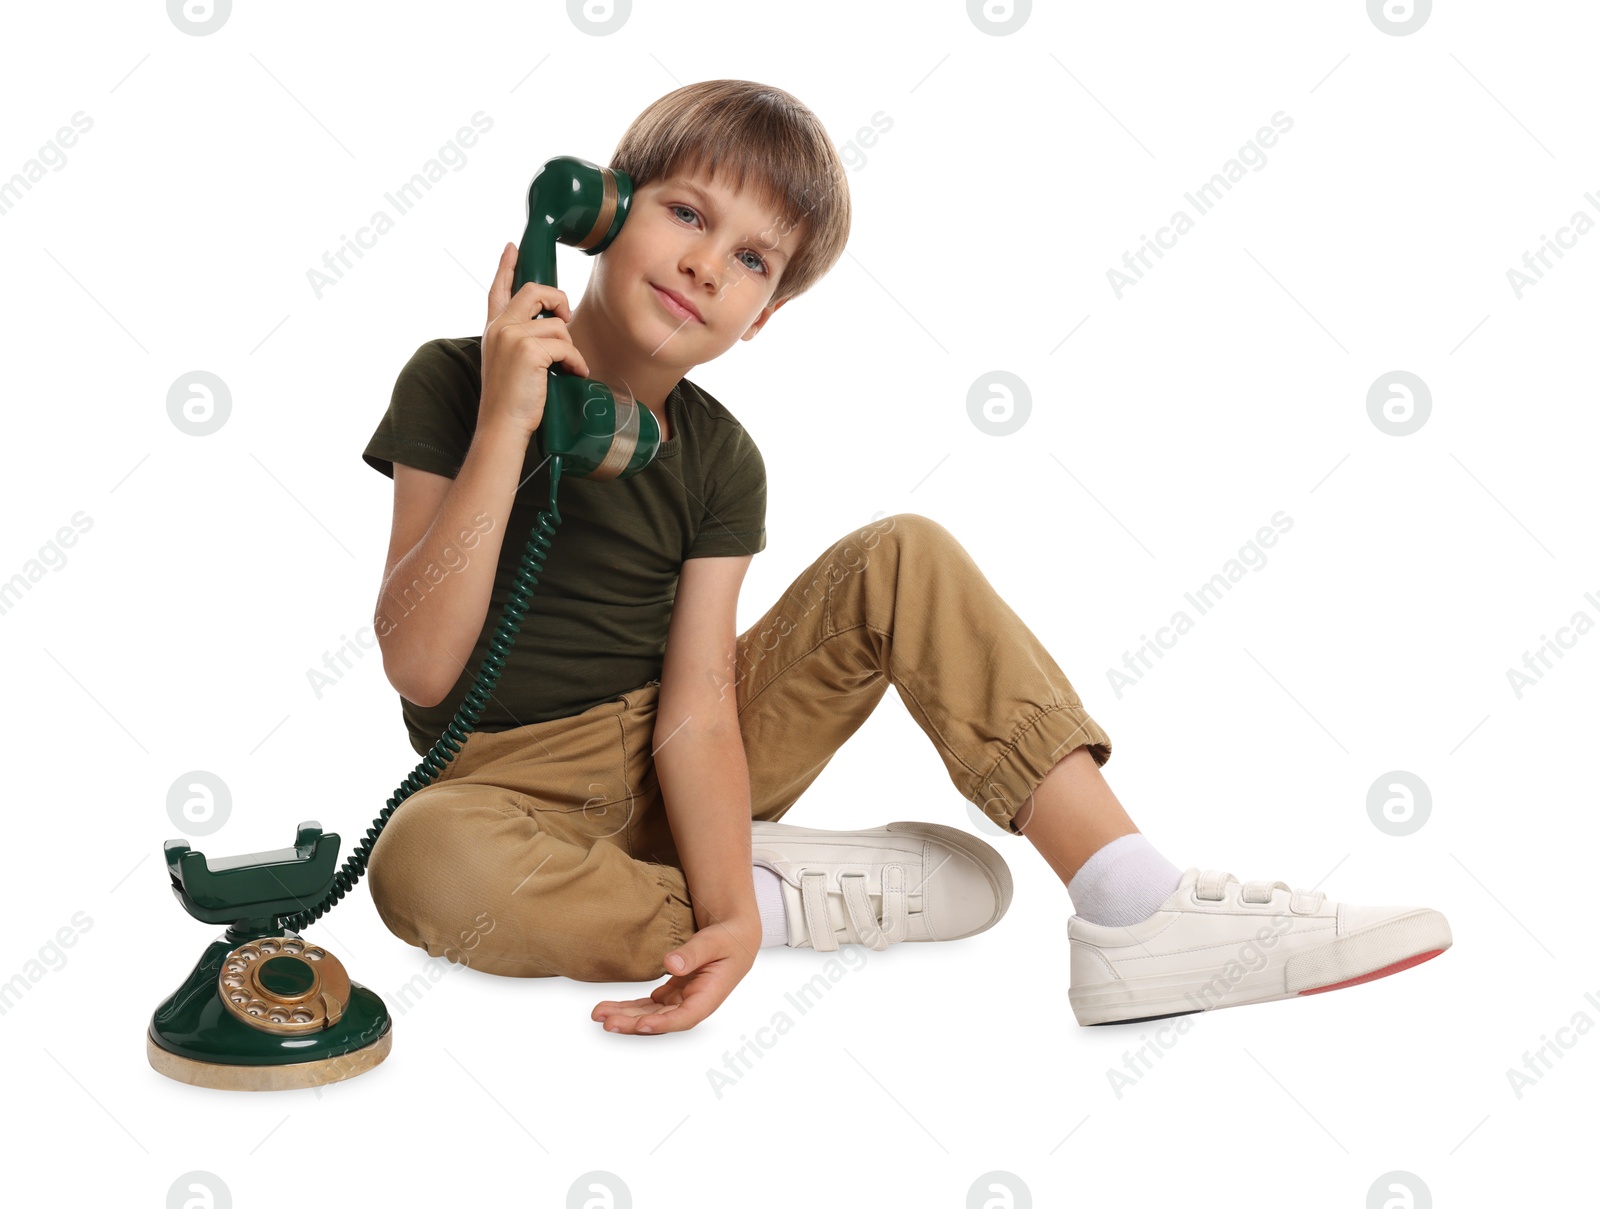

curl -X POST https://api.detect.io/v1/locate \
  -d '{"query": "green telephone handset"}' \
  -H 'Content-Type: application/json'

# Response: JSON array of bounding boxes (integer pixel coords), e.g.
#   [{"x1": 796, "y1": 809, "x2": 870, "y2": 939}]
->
[{"x1": 147, "y1": 156, "x2": 660, "y2": 1091}]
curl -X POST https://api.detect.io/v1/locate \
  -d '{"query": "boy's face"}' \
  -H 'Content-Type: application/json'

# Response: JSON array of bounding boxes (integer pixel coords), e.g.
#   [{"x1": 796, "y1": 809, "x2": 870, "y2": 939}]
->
[{"x1": 587, "y1": 164, "x2": 805, "y2": 366}]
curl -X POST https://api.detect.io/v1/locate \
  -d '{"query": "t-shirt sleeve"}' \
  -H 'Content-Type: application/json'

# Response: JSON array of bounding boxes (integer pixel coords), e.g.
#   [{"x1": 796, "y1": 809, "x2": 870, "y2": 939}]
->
[
  {"x1": 684, "y1": 422, "x2": 767, "y2": 559},
  {"x1": 362, "y1": 339, "x2": 478, "y2": 480}
]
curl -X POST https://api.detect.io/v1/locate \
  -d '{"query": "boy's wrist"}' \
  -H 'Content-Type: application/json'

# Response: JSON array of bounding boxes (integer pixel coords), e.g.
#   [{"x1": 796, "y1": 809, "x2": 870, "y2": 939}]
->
[
  {"x1": 694, "y1": 900, "x2": 761, "y2": 942},
  {"x1": 469, "y1": 415, "x2": 534, "y2": 456}
]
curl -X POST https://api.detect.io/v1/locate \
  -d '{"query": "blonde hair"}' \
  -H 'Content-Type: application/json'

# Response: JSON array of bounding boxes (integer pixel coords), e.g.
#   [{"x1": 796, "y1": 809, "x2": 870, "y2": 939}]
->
[{"x1": 609, "y1": 80, "x2": 851, "y2": 306}]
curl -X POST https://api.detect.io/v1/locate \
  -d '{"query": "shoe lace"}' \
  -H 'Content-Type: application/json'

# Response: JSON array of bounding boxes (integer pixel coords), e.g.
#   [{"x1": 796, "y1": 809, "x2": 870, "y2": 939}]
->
[
  {"x1": 797, "y1": 865, "x2": 910, "y2": 952},
  {"x1": 1194, "y1": 869, "x2": 1325, "y2": 910}
]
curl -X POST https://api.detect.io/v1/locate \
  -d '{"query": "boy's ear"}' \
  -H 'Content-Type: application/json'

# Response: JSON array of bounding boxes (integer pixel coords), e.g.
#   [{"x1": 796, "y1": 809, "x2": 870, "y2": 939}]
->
[{"x1": 740, "y1": 296, "x2": 790, "y2": 342}]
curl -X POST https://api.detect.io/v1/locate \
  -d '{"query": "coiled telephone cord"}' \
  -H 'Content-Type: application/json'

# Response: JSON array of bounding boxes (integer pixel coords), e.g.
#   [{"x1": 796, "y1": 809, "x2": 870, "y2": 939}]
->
[{"x1": 281, "y1": 457, "x2": 565, "y2": 932}]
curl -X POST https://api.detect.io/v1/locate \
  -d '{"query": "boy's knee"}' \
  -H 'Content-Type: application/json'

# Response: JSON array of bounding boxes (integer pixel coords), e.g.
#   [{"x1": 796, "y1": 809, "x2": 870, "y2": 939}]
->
[
  {"x1": 367, "y1": 789, "x2": 474, "y2": 919},
  {"x1": 366, "y1": 800, "x2": 426, "y2": 933},
  {"x1": 877, "y1": 512, "x2": 958, "y2": 554},
  {"x1": 369, "y1": 794, "x2": 437, "y2": 878}
]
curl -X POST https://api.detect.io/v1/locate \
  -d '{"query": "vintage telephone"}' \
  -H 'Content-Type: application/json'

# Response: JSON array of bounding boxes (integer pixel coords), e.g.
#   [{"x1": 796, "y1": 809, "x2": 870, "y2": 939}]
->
[{"x1": 147, "y1": 155, "x2": 662, "y2": 1091}]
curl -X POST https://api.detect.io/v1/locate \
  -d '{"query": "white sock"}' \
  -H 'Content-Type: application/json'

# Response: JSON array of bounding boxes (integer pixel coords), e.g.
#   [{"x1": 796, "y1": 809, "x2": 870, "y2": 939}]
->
[
  {"x1": 1067, "y1": 832, "x2": 1182, "y2": 926},
  {"x1": 752, "y1": 864, "x2": 790, "y2": 947}
]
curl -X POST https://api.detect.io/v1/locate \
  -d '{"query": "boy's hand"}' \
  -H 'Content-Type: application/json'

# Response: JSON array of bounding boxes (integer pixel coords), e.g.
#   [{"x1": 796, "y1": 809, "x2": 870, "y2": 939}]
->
[
  {"x1": 591, "y1": 916, "x2": 762, "y2": 1036},
  {"x1": 479, "y1": 241, "x2": 591, "y2": 440}
]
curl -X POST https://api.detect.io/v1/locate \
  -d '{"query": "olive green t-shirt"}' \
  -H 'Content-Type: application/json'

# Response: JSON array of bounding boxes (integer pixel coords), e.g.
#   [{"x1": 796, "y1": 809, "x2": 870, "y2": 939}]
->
[{"x1": 363, "y1": 335, "x2": 767, "y2": 756}]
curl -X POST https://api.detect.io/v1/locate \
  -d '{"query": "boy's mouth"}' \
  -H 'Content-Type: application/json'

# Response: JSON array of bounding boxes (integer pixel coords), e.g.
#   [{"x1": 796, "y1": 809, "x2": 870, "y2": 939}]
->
[{"x1": 651, "y1": 283, "x2": 704, "y2": 324}]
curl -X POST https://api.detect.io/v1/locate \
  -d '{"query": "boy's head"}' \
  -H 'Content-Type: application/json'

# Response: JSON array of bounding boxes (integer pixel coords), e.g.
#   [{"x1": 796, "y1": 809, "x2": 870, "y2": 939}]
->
[{"x1": 576, "y1": 80, "x2": 851, "y2": 373}]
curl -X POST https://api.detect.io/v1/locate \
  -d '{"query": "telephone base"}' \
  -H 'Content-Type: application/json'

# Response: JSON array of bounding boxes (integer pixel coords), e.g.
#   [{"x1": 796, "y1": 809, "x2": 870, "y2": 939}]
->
[
  {"x1": 146, "y1": 1026, "x2": 392, "y2": 1091},
  {"x1": 145, "y1": 1023, "x2": 392, "y2": 1093},
  {"x1": 148, "y1": 932, "x2": 393, "y2": 1091}
]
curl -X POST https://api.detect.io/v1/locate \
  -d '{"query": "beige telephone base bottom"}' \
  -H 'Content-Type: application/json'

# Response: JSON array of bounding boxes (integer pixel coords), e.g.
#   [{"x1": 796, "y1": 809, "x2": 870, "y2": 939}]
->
[{"x1": 146, "y1": 1028, "x2": 392, "y2": 1091}]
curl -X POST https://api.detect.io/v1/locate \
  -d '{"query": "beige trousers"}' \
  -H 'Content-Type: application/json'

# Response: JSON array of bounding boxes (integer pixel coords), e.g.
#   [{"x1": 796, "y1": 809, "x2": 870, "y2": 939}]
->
[{"x1": 366, "y1": 513, "x2": 1112, "y2": 982}]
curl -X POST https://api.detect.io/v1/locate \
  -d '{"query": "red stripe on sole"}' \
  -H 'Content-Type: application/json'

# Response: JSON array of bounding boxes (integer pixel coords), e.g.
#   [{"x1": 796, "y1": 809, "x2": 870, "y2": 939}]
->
[{"x1": 1297, "y1": 948, "x2": 1445, "y2": 996}]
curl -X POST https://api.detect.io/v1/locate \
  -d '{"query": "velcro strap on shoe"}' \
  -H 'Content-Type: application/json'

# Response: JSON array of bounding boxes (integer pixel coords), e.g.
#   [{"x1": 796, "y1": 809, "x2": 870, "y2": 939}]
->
[
  {"x1": 1242, "y1": 878, "x2": 1291, "y2": 904},
  {"x1": 801, "y1": 871, "x2": 838, "y2": 952},
  {"x1": 842, "y1": 875, "x2": 888, "y2": 950},
  {"x1": 880, "y1": 864, "x2": 908, "y2": 944},
  {"x1": 1290, "y1": 889, "x2": 1324, "y2": 914},
  {"x1": 1196, "y1": 870, "x2": 1233, "y2": 901}
]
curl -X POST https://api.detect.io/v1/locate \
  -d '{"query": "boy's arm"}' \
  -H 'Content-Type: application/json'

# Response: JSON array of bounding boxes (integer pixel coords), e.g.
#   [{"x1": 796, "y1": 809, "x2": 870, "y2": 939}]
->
[
  {"x1": 654, "y1": 555, "x2": 762, "y2": 941},
  {"x1": 591, "y1": 554, "x2": 765, "y2": 1034},
  {"x1": 656, "y1": 731, "x2": 760, "y2": 935},
  {"x1": 375, "y1": 422, "x2": 527, "y2": 705},
  {"x1": 377, "y1": 248, "x2": 583, "y2": 707}
]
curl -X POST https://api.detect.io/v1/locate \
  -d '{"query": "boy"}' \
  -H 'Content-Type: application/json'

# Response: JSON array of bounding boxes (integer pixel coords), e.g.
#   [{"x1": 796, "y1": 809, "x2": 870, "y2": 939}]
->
[{"x1": 360, "y1": 80, "x2": 1452, "y2": 1036}]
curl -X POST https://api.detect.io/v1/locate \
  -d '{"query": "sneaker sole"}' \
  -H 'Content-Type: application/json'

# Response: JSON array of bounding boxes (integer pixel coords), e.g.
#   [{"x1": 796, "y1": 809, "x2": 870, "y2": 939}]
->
[
  {"x1": 751, "y1": 820, "x2": 1015, "y2": 941},
  {"x1": 1070, "y1": 907, "x2": 1451, "y2": 1026}
]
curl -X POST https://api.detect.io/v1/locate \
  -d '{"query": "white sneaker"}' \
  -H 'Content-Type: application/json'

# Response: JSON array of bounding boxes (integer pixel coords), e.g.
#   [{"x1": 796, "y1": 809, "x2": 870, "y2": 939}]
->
[
  {"x1": 750, "y1": 820, "x2": 1013, "y2": 952},
  {"x1": 1068, "y1": 867, "x2": 1451, "y2": 1026}
]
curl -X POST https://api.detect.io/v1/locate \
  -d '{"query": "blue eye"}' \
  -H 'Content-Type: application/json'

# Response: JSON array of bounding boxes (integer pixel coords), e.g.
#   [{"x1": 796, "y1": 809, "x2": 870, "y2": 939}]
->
[{"x1": 669, "y1": 203, "x2": 769, "y2": 276}]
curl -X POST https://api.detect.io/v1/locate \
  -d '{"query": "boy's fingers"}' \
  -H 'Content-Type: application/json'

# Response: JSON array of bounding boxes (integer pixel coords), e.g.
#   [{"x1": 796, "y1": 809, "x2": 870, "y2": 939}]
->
[
  {"x1": 664, "y1": 941, "x2": 706, "y2": 975},
  {"x1": 602, "y1": 976, "x2": 733, "y2": 1032},
  {"x1": 486, "y1": 241, "x2": 516, "y2": 326},
  {"x1": 591, "y1": 995, "x2": 654, "y2": 1018},
  {"x1": 499, "y1": 283, "x2": 569, "y2": 332},
  {"x1": 631, "y1": 1003, "x2": 695, "y2": 1035}
]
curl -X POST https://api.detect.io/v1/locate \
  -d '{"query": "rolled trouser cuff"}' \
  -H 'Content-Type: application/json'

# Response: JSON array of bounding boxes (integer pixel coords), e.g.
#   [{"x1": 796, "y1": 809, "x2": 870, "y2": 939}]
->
[{"x1": 973, "y1": 702, "x2": 1113, "y2": 835}]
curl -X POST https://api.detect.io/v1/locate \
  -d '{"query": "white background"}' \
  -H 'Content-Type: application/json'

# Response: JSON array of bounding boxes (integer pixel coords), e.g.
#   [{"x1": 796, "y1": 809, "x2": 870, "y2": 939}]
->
[{"x1": 2, "y1": 1, "x2": 1593, "y2": 1205}]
